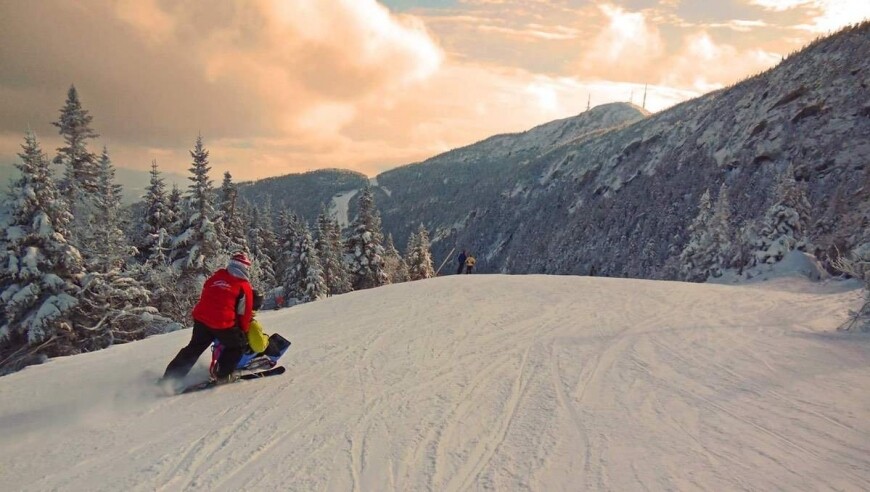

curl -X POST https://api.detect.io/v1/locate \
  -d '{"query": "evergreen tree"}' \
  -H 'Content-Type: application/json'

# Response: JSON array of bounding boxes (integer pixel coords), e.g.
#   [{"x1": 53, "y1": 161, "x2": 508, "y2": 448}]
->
[
  {"x1": 755, "y1": 164, "x2": 813, "y2": 265},
  {"x1": 137, "y1": 184, "x2": 189, "y2": 325},
  {"x1": 258, "y1": 200, "x2": 280, "y2": 289},
  {"x1": 247, "y1": 204, "x2": 277, "y2": 291},
  {"x1": 219, "y1": 171, "x2": 248, "y2": 254},
  {"x1": 406, "y1": 224, "x2": 435, "y2": 281},
  {"x1": 87, "y1": 147, "x2": 126, "y2": 272},
  {"x1": 679, "y1": 189, "x2": 714, "y2": 282},
  {"x1": 706, "y1": 182, "x2": 734, "y2": 278},
  {"x1": 165, "y1": 184, "x2": 183, "y2": 240},
  {"x1": 315, "y1": 208, "x2": 351, "y2": 295},
  {"x1": 732, "y1": 221, "x2": 760, "y2": 275},
  {"x1": 72, "y1": 269, "x2": 179, "y2": 350},
  {"x1": 138, "y1": 160, "x2": 171, "y2": 264},
  {"x1": 52, "y1": 85, "x2": 100, "y2": 197},
  {"x1": 134, "y1": 261, "x2": 187, "y2": 322},
  {"x1": 344, "y1": 187, "x2": 388, "y2": 290},
  {"x1": 170, "y1": 136, "x2": 222, "y2": 276},
  {"x1": 0, "y1": 132, "x2": 83, "y2": 370},
  {"x1": 169, "y1": 136, "x2": 222, "y2": 319},
  {"x1": 832, "y1": 242, "x2": 870, "y2": 332},
  {"x1": 384, "y1": 233, "x2": 409, "y2": 283},
  {"x1": 280, "y1": 212, "x2": 305, "y2": 300},
  {"x1": 273, "y1": 209, "x2": 290, "y2": 284},
  {"x1": 328, "y1": 217, "x2": 352, "y2": 294},
  {"x1": 296, "y1": 229, "x2": 327, "y2": 303}
]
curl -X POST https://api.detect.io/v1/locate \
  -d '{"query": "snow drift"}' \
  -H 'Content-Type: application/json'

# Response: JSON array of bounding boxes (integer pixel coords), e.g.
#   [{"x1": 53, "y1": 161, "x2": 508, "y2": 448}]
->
[{"x1": 0, "y1": 275, "x2": 868, "y2": 490}]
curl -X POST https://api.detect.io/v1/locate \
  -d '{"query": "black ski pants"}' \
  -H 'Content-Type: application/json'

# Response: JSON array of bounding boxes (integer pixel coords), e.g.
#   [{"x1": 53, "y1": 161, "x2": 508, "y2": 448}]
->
[{"x1": 163, "y1": 321, "x2": 246, "y2": 380}]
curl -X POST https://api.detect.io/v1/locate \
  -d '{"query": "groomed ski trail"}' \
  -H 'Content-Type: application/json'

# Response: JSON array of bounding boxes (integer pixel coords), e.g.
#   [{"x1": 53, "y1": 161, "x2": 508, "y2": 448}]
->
[{"x1": 0, "y1": 275, "x2": 868, "y2": 491}]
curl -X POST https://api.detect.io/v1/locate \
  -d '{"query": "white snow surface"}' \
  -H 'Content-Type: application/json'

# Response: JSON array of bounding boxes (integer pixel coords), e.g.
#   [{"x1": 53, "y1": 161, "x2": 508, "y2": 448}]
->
[{"x1": 1, "y1": 275, "x2": 869, "y2": 491}]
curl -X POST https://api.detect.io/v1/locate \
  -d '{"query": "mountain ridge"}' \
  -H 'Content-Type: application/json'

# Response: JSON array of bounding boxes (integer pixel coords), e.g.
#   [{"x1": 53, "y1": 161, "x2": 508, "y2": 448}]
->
[{"x1": 371, "y1": 22, "x2": 869, "y2": 277}]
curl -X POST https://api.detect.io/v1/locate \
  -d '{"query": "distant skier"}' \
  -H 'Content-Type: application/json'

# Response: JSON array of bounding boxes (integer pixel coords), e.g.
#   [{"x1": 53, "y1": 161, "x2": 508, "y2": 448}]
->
[
  {"x1": 465, "y1": 254, "x2": 476, "y2": 274},
  {"x1": 457, "y1": 249, "x2": 467, "y2": 274},
  {"x1": 161, "y1": 251, "x2": 255, "y2": 386}
]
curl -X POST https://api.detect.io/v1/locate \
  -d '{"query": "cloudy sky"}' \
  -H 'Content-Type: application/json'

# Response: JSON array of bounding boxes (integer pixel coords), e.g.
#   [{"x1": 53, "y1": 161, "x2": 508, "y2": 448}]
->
[{"x1": 1, "y1": 0, "x2": 866, "y2": 181}]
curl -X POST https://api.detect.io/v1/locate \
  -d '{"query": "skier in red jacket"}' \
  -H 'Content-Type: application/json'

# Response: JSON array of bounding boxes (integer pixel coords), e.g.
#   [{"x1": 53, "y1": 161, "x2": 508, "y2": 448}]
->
[{"x1": 162, "y1": 251, "x2": 255, "y2": 385}]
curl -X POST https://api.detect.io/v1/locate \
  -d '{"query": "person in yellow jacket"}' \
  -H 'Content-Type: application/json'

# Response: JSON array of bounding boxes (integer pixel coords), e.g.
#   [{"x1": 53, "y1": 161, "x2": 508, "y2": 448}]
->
[
  {"x1": 246, "y1": 290, "x2": 270, "y2": 354},
  {"x1": 465, "y1": 254, "x2": 476, "y2": 274}
]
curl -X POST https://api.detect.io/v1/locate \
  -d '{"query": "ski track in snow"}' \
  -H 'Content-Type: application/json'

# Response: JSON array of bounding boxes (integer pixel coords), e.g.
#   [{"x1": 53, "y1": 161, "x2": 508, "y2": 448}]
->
[{"x1": 1, "y1": 275, "x2": 869, "y2": 491}]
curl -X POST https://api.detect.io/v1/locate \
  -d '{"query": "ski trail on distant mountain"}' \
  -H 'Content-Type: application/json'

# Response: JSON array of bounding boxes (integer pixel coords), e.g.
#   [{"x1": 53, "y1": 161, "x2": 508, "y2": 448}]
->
[{"x1": 329, "y1": 189, "x2": 357, "y2": 229}]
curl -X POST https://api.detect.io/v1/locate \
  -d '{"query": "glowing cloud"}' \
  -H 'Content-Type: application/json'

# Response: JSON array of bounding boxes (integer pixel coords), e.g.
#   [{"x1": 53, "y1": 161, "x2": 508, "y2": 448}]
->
[
  {"x1": 579, "y1": 4, "x2": 665, "y2": 82},
  {"x1": 748, "y1": 0, "x2": 870, "y2": 32},
  {"x1": 0, "y1": 1, "x2": 858, "y2": 180}
]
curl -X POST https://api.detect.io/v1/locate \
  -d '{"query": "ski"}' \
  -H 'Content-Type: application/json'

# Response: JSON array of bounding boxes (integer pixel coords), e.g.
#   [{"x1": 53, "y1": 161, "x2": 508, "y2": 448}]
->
[{"x1": 178, "y1": 366, "x2": 286, "y2": 395}]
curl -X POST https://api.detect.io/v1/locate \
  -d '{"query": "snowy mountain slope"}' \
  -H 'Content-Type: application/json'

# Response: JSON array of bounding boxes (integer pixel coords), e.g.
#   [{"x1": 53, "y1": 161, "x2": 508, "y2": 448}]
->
[
  {"x1": 448, "y1": 23, "x2": 870, "y2": 277},
  {"x1": 238, "y1": 168, "x2": 369, "y2": 221},
  {"x1": 1, "y1": 275, "x2": 868, "y2": 490},
  {"x1": 374, "y1": 103, "x2": 647, "y2": 247}
]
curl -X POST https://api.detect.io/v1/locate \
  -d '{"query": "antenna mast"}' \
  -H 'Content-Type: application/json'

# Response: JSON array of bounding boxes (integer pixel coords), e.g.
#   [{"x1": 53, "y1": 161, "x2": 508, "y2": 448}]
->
[{"x1": 642, "y1": 84, "x2": 648, "y2": 110}]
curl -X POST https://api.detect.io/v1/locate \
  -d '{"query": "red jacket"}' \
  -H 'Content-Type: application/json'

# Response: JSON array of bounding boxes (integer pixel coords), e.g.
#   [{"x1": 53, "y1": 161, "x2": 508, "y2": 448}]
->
[{"x1": 192, "y1": 269, "x2": 254, "y2": 332}]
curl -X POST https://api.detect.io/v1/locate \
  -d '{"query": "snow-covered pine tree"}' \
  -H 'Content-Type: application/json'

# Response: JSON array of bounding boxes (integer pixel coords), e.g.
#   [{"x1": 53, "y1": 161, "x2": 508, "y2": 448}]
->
[
  {"x1": 137, "y1": 160, "x2": 171, "y2": 264},
  {"x1": 754, "y1": 164, "x2": 813, "y2": 265},
  {"x1": 384, "y1": 233, "x2": 409, "y2": 283},
  {"x1": 406, "y1": 224, "x2": 435, "y2": 281},
  {"x1": 171, "y1": 135, "x2": 222, "y2": 276},
  {"x1": 71, "y1": 268, "x2": 180, "y2": 351},
  {"x1": 831, "y1": 242, "x2": 870, "y2": 332},
  {"x1": 52, "y1": 85, "x2": 100, "y2": 197},
  {"x1": 87, "y1": 147, "x2": 126, "y2": 272},
  {"x1": 51, "y1": 85, "x2": 101, "y2": 252},
  {"x1": 280, "y1": 212, "x2": 305, "y2": 301},
  {"x1": 273, "y1": 209, "x2": 291, "y2": 284},
  {"x1": 219, "y1": 171, "x2": 248, "y2": 254},
  {"x1": 66, "y1": 148, "x2": 178, "y2": 351},
  {"x1": 0, "y1": 132, "x2": 83, "y2": 371},
  {"x1": 705, "y1": 182, "x2": 734, "y2": 278},
  {"x1": 296, "y1": 228, "x2": 327, "y2": 303},
  {"x1": 165, "y1": 184, "x2": 183, "y2": 240},
  {"x1": 732, "y1": 221, "x2": 761, "y2": 276},
  {"x1": 169, "y1": 136, "x2": 223, "y2": 318},
  {"x1": 344, "y1": 187, "x2": 388, "y2": 290},
  {"x1": 134, "y1": 181, "x2": 184, "y2": 322},
  {"x1": 679, "y1": 189, "x2": 714, "y2": 282},
  {"x1": 247, "y1": 203, "x2": 277, "y2": 291},
  {"x1": 315, "y1": 207, "x2": 351, "y2": 295},
  {"x1": 327, "y1": 216, "x2": 352, "y2": 294}
]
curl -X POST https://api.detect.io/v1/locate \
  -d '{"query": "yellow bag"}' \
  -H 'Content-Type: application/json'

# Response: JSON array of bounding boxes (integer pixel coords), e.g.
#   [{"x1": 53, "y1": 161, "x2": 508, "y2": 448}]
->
[{"x1": 246, "y1": 317, "x2": 269, "y2": 353}]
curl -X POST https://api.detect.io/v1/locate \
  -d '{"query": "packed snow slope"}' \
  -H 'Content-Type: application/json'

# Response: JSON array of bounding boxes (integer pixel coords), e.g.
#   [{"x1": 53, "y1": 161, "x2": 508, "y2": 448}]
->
[{"x1": 1, "y1": 275, "x2": 869, "y2": 491}]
